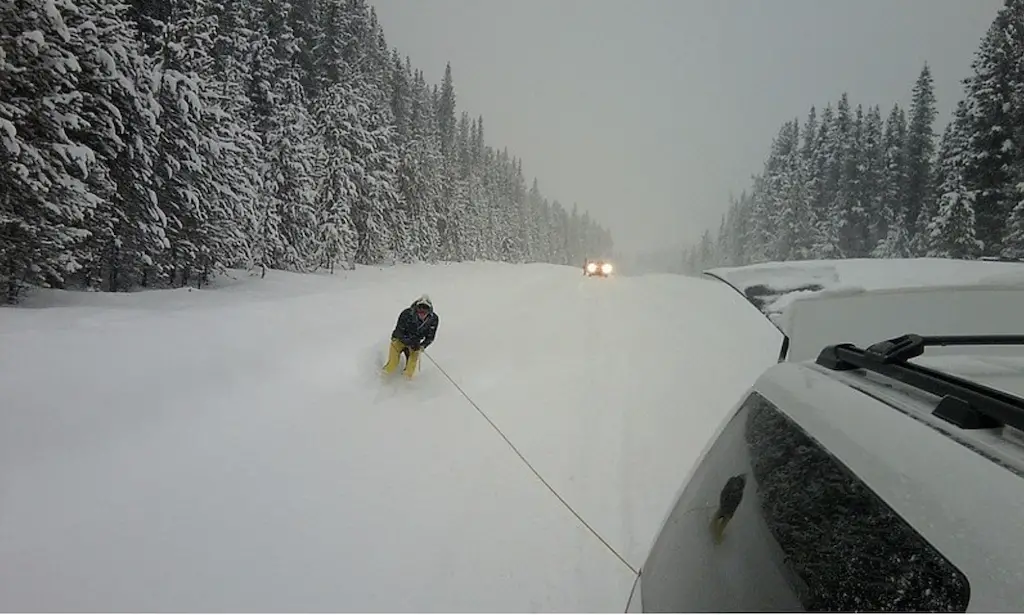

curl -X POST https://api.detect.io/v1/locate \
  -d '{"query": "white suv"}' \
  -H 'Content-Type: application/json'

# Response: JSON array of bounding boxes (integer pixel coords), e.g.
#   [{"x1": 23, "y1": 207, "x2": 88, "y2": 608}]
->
[{"x1": 628, "y1": 259, "x2": 1024, "y2": 612}]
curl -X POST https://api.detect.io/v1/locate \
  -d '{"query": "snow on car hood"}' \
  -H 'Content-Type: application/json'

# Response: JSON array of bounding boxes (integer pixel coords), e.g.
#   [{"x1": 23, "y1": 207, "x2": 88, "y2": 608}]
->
[
  {"x1": 704, "y1": 258, "x2": 1024, "y2": 362},
  {"x1": 706, "y1": 258, "x2": 1024, "y2": 320}
]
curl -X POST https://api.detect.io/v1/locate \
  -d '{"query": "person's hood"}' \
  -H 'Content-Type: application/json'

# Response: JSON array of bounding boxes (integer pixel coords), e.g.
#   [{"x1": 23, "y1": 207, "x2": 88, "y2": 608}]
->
[{"x1": 412, "y1": 294, "x2": 433, "y2": 311}]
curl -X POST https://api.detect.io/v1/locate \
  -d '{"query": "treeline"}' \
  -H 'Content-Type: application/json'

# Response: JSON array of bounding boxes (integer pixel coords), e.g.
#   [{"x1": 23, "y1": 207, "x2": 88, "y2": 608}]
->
[
  {"x1": 0, "y1": 0, "x2": 613, "y2": 302},
  {"x1": 683, "y1": 0, "x2": 1024, "y2": 274}
]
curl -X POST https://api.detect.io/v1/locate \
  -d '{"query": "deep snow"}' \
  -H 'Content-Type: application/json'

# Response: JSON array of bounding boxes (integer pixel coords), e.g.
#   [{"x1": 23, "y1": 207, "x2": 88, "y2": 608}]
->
[{"x1": 0, "y1": 262, "x2": 781, "y2": 611}]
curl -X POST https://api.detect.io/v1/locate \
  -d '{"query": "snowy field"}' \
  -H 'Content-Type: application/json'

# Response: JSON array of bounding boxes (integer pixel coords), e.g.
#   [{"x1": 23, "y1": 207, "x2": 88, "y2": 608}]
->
[{"x1": 0, "y1": 262, "x2": 781, "y2": 612}]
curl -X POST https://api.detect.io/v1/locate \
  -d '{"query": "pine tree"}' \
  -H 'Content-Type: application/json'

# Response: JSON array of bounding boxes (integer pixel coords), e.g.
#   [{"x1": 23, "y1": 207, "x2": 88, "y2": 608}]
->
[
  {"x1": 262, "y1": 79, "x2": 320, "y2": 272},
  {"x1": 792, "y1": 107, "x2": 819, "y2": 259},
  {"x1": 859, "y1": 105, "x2": 886, "y2": 256},
  {"x1": 925, "y1": 108, "x2": 982, "y2": 258},
  {"x1": 814, "y1": 93, "x2": 852, "y2": 258},
  {"x1": 401, "y1": 68, "x2": 443, "y2": 262},
  {"x1": 64, "y1": 0, "x2": 163, "y2": 292},
  {"x1": 0, "y1": 0, "x2": 101, "y2": 299},
  {"x1": 765, "y1": 120, "x2": 802, "y2": 261},
  {"x1": 806, "y1": 103, "x2": 834, "y2": 256},
  {"x1": 150, "y1": 0, "x2": 251, "y2": 288},
  {"x1": 956, "y1": 1, "x2": 1024, "y2": 256},
  {"x1": 249, "y1": 0, "x2": 294, "y2": 272},
  {"x1": 437, "y1": 62, "x2": 457, "y2": 159},
  {"x1": 904, "y1": 63, "x2": 938, "y2": 249},
  {"x1": 873, "y1": 104, "x2": 911, "y2": 257},
  {"x1": 287, "y1": 0, "x2": 319, "y2": 98},
  {"x1": 312, "y1": 81, "x2": 360, "y2": 272},
  {"x1": 835, "y1": 104, "x2": 868, "y2": 257},
  {"x1": 390, "y1": 52, "x2": 412, "y2": 141}
]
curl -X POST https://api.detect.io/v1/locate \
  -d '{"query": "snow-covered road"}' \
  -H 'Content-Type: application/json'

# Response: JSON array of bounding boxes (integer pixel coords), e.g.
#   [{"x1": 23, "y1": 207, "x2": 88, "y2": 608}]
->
[{"x1": 0, "y1": 262, "x2": 780, "y2": 611}]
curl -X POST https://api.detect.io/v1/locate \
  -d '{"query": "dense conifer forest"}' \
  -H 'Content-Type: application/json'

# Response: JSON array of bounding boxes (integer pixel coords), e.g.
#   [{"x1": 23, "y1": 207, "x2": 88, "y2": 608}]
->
[
  {"x1": 0, "y1": 0, "x2": 614, "y2": 302},
  {"x1": 681, "y1": 0, "x2": 1024, "y2": 274}
]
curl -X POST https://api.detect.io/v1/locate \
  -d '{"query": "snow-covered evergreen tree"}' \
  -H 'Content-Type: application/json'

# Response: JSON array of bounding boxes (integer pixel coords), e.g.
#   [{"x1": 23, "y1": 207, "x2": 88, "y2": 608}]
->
[
  {"x1": 149, "y1": 0, "x2": 251, "y2": 288},
  {"x1": 401, "y1": 68, "x2": 444, "y2": 262},
  {"x1": 955, "y1": 1, "x2": 1024, "y2": 256},
  {"x1": 312, "y1": 82, "x2": 359, "y2": 272},
  {"x1": 872, "y1": 104, "x2": 910, "y2": 257},
  {"x1": 763, "y1": 119, "x2": 803, "y2": 261},
  {"x1": 904, "y1": 64, "x2": 938, "y2": 246},
  {"x1": 790, "y1": 107, "x2": 818, "y2": 260},
  {"x1": 925, "y1": 108, "x2": 982, "y2": 258},
  {"x1": 859, "y1": 105, "x2": 886, "y2": 256},
  {"x1": 0, "y1": 0, "x2": 101, "y2": 299},
  {"x1": 63, "y1": 0, "x2": 162, "y2": 292}
]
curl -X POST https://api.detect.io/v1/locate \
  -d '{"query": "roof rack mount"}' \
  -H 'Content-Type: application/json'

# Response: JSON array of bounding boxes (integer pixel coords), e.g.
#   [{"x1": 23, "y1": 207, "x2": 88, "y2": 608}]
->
[{"x1": 817, "y1": 334, "x2": 1024, "y2": 432}]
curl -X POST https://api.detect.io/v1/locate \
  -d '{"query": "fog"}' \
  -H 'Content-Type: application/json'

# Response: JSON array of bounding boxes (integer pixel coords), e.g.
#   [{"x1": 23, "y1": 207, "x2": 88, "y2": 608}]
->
[{"x1": 370, "y1": 0, "x2": 1002, "y2": 256}]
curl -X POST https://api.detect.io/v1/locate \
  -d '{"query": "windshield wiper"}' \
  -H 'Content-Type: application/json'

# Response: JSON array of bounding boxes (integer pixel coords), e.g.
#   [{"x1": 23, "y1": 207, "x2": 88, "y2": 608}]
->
[
  {"x1": 858, "y1": 334, "x2": 1024, "y2": 364},
  {"x1": 816, "y1": 334, "x2": 1024, "y2": 431}
]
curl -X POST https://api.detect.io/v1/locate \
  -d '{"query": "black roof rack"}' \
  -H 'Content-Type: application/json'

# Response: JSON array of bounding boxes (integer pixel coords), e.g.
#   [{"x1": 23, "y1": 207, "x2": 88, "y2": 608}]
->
[{"x1": 816, "y1": 334, "x2": 1024, "y2": 432}]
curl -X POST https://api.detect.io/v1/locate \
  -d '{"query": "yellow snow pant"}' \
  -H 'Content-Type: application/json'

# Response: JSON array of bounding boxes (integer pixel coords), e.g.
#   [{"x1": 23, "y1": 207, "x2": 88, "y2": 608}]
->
[{"x1": 383, "y1": 338, "x2": 421, "y2": 377}]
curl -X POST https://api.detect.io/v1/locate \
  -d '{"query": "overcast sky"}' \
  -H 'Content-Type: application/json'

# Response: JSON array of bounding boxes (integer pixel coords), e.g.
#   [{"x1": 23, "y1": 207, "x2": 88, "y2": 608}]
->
[{"x1": 370, "y1": 0, "x2": 1003, "y2": 254}]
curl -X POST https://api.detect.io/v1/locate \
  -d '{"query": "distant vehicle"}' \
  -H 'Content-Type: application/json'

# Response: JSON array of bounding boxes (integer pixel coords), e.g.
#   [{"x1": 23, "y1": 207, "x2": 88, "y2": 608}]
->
[
  {"x1": 584, "y1": 259, "x2": 614, "y2": 277},
  {"x1": 628, "y1": 258, "x2": 1024, "y2": 612}
]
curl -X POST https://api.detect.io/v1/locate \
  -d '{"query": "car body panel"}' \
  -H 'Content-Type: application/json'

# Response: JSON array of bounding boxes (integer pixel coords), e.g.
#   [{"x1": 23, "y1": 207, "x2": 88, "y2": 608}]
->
[
  {"x1": 636, "y1": 358, "x2": 1024, "y2": 612},
  {"x1": 635, "y1": 259, "x2": 1024, "y2": 612},
  {"x1": 755, "y1": 361, "x2": 1024, "y2": 612}
]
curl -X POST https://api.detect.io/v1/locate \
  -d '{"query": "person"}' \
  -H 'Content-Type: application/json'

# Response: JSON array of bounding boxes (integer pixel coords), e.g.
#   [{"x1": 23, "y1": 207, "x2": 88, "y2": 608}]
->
[{"x1": 382, "y1": 294, "x2": 439, "y2": 378}]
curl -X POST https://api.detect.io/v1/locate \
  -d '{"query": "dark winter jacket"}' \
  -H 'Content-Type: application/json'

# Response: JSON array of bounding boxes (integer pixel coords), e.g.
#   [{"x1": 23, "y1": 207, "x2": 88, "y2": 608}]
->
[{"x1": 392, "y1": 302, "x2": 439, "y2": 350}]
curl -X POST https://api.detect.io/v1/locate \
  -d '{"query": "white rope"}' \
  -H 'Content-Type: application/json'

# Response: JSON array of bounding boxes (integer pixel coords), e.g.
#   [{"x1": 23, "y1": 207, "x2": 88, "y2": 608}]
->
[{"x1": 423, "y1": 352, "x2": 639, "y2": 578}]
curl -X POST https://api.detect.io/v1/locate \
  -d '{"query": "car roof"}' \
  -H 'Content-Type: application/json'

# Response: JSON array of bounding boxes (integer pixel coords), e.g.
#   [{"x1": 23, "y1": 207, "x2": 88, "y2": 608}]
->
[
  {"x1": 704, "y1": 258, "x2": 1024, "y2": 362},
  {"x1": 756, "y1": 360, "x2": 1024, "y2": 611},
  {"x1": 915, "y1": 353, "x2": 1024, "y2": 399}
]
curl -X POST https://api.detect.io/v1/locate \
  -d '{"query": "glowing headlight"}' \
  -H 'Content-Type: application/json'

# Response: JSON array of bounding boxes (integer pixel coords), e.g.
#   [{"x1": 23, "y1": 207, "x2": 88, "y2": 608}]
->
[
  {"x1": 587, "y1": 263, "x2": 598, "y2": 273},
  {"x1": 601, "y1": 263, "x2": 613, "y2": 274}
]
